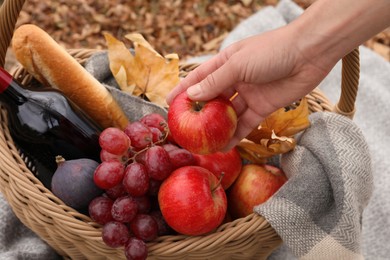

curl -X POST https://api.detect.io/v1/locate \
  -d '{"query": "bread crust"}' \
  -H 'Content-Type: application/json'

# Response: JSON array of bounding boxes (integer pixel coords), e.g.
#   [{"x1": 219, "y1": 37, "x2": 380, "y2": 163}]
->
[{"x1": 12, "y1": 24, "x2": 129, "y2": 130}]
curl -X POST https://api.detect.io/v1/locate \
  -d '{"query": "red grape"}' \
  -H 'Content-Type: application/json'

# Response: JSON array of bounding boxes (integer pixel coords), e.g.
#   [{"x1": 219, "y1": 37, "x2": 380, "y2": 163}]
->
[
  {"x1": 133, "y1": 196, "x2": 151, "y2": 214},
  {"x1": 124, "y1": 237, "x2": 148, "y2": 260},
  {"x1": 149, "y1": 127, "x2": 163, "y2": 143},
  {"x1": 105, "y1": 183, "x2": 127, "y2": 200},
  {"x1": 111, "y1": 196, "x2": 138, "y2": 223},
  {"x1": 133, "y1": 149, "x2": 147, "y2": 164},
  {"x1": 88, "y1": 196, "x2": 114, "y2": 225},
  {"x1": 130, "y1": 214, "x2": 158, "y2": 242},
  {"x1": 168, "y1": 148, "x2": 196, "y2": 169},
  {"x1": 139, "y1": 113, "x2": 167, "y2": 132},
  {"x1": 100, "y1": 149, "x2": 128, "y2": 164},
  {"x1": 162, "y1": 143, "x2": 179, "y2": 152},
  {"x1": 123, "y1": 163, "x2": 149, "y2": 197},
  {"x1": 150, "y1": 210, "x2": 174, "y2": 236},
  {"x1": 102, "y1": 221, "x2": 129, "y2": 248},
  {"x1": 124, "y1": 122, "x2": 153, "y2": 149},
  {"x1": 94, "y1": 161, "x2": 125, "y2": 189},
  {"x1": 144, "y1": 146, "x2": 172, "y2": 181},
  {"x1": 147, "y1": 179, "x2": 162, "y2": 196},
  {"x1": 99, "y1": 127, "x2": 131, "y2": 155}
]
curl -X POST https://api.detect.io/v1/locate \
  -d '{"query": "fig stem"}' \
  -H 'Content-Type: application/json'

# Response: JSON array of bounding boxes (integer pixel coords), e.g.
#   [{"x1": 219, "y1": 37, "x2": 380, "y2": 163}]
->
[
  {"x1": 211, "y1": 172, "x2": 225, "y2": 192},
  {"x1": 55, "y1": 155, "x2": 66, "y2": 165}
]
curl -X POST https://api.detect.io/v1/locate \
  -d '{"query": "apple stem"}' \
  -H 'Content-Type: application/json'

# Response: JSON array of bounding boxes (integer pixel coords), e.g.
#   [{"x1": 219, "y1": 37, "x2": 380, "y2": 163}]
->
[
  {"x1": 194, "y1": 101, "x2": 205, "y2": 112},
  {"x1": 211, "y1": 172, "x2": 225, "y2": 192}
]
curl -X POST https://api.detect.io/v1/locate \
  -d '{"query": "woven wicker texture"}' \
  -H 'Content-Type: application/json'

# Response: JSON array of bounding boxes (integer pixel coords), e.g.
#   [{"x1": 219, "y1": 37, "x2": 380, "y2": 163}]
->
[{"x1": 0, "y1": 0, "x2": 359, "y2": 259}]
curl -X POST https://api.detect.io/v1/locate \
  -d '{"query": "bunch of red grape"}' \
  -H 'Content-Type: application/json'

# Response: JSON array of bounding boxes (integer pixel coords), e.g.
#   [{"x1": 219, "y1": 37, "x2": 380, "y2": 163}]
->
[{"x1": 88, "y1": 113, "x2": 196, "y2": 260}]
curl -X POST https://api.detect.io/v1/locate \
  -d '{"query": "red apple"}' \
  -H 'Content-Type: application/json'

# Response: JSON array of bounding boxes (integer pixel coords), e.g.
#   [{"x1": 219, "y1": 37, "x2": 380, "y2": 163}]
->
[
  {"x1": 158, "y1": 166, "x2": 227, "y2": 236},
  {"x1": 167, "y1": 91, "x2": 237, "y2": 155},
  {"x1": 193, "y1": 147, "x2": 242, "y2": 190},
  {"x1": 228, "y1": 164, "x2": 287, "y2": 219}
]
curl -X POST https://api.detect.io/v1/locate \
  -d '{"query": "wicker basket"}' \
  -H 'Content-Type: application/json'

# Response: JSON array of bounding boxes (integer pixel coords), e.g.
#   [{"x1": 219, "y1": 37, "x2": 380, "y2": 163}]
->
[{"x1": 0, "y1": 0, "x2": 360, "y2": 259}]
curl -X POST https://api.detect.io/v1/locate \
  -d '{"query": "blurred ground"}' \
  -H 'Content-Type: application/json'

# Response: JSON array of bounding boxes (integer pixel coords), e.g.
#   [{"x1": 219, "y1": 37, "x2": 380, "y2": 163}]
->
[{"x1": 3, "y1": 0, "x2": 390, "y2": 70}]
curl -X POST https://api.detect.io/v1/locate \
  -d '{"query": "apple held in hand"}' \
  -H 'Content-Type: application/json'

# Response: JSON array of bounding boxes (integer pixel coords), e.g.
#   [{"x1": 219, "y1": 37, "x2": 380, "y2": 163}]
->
[
  {"x1": 158, "y1": 166, "x2": 227, "y2": 236},
  {"x1": 228, "y1": 164, "x2": 287, "y2": 219},
  {"x1": 167, "y1": 91, "x2": 237, "y2": 155},
  {"x1": 193, "y1": 147, "x2": 242, "y2": 190}
]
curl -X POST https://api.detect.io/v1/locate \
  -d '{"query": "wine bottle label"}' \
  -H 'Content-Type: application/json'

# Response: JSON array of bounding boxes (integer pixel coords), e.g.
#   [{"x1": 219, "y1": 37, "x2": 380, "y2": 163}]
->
[{"x1": 0, "y1": 67, "x2": 12, "y2": 93}]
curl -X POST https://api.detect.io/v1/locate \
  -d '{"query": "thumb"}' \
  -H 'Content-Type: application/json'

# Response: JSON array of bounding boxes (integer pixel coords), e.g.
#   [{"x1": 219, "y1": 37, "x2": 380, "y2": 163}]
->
[{"x1": 186, "y1": 60, "x2": 238, "y2": 101}]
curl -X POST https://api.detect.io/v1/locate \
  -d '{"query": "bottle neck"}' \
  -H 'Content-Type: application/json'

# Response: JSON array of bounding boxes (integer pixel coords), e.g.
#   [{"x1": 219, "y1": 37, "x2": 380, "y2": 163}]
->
[
  {"x1": 0, "y1": 67, "x2": 28, "y2": 103},
  {"x1": 0, "y1": 67, "x2": 13, "y2": 93}
]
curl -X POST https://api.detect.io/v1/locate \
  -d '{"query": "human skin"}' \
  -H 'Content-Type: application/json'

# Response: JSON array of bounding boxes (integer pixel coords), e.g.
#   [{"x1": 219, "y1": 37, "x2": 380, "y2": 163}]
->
[{"x1": 166, "y1": 0, "x2": 390, "y2": 151}]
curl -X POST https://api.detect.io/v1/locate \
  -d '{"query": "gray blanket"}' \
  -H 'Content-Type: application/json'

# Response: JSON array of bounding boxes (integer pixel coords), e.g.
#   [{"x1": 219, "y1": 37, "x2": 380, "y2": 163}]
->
[
  {"x1": 1, "y1": 0, "x2": 389, "y2": 259},
  {"x1": 257, "y1": 112, "x2": 372, "y2": 260}
]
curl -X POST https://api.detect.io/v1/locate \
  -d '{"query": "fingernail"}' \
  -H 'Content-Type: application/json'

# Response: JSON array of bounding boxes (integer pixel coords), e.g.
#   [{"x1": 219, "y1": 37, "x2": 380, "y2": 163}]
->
[{"x1": 187, "y1": 84, "x2": 201, "y2": 98}]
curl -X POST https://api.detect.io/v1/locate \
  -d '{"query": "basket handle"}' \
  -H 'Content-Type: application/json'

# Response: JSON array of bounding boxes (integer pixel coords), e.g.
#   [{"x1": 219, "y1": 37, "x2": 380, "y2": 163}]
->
[
  {"x1": 0, "y1": 0, "x2": 26, "y2": 68},
  {"x1": 0, "y1": 0, "x2": 360, "y2": 118},
  {"x1": 335, "y1": 48, "x2": 360, "y2": 118}
]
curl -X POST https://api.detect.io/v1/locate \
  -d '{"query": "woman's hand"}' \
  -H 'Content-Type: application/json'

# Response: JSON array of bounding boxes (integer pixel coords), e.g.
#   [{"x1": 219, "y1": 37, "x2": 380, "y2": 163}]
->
[
  {"x1": 166, "y1": 0, "x2": 390, "y2": 151},
  {"x1": 167, "y1": 26, "x2": 332, "y2": 150}
]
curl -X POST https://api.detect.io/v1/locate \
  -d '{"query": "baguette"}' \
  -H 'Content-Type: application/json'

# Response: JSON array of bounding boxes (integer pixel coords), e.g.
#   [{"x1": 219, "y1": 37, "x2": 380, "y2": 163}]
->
[{"x1": 12, "y1": 24, "x2": 129, "y2": 130}]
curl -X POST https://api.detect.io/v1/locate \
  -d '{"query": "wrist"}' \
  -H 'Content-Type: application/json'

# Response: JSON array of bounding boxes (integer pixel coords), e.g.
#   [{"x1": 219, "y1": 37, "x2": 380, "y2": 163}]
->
[{"x1": 290, "y1": 0, "x2": 390, "y2": 69}]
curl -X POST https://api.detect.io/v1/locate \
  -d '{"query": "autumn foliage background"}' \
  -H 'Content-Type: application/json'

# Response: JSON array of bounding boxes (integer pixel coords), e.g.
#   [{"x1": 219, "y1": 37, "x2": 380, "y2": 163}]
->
[{"x1": 3, "y1": 0, "x2": 390, "y2": 70}]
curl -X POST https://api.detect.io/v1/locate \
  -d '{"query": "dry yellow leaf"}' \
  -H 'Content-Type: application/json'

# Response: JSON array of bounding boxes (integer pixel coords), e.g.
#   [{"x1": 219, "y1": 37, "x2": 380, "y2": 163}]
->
[
  {"x1": 104, "y1": 32, "x2": 137, "y2": 94},
  {"x1": 125, "y1": 33, "x2": 161, "y2": 56},
  {"x1": 104, "y1": 32, "x2": 180, "y2": 107},
  {"x1": 237, "y1": 135, "x2": 296, "y2": 164},
  {"x1": 237, "y1": 98, "x2": 310, "y2": 163},
  {"x1": 248, "y1": 97, "x2": 310, "y2": 140}
]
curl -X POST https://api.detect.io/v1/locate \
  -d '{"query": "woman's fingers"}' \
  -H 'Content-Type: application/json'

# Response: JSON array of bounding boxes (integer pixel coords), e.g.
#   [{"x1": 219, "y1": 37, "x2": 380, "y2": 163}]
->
[
  {"x1": 166, "y1": 45, "x2": 241, "y2": 104},
  {"x1": 186, "y1": 58, "x2": 239, "y2": 101},
  {"x1": 230, "y1": 94, "x2": 247, "y2": 117},
  {"x1": 223, "y1": 107, "x2": 264, "y2": 151},
  {"x1": 166, "y1": 53, "x2": 226, "y2": 104}
]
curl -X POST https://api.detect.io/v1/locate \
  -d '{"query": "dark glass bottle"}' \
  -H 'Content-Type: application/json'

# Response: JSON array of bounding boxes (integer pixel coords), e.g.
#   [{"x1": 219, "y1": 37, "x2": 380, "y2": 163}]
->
[{"x1": 0, "y1": 67, "x2": 102, "y2": 187}]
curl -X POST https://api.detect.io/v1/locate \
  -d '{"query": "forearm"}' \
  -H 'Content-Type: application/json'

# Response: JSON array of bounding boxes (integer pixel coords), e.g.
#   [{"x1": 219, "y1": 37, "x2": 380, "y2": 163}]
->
[{"x1": 290, "y1": 0, "x2": 390, "y2": 69}]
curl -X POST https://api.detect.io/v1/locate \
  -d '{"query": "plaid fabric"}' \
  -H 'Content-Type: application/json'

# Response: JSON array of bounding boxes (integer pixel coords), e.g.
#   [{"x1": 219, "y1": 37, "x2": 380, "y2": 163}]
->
[{"x1": 255, "y1": 112, "x2": 373, "y2": 259}]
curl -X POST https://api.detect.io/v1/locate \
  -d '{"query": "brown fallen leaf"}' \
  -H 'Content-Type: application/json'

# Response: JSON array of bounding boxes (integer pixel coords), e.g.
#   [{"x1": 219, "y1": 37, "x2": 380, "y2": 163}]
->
[
  {"x1": 238, "y1": 98, "x2": 310, "y2": 163},
  {"x1": 247, "y1": 97, "x2": 310, "y2": 141},
  {"x1": 237, "y1": 134, "x2": 296, "y2": 164},
  {"x1": 104, "y1": 32, "x2": 137, "y2": 94},
  {"x1": 104, "y1": 32, "x2": 180, "y2": 108}
]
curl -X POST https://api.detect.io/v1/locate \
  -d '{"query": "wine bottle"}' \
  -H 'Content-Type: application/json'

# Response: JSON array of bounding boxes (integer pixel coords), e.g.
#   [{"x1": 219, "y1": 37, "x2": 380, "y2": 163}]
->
[{"x1": 0, "y1": 67, "x2": 102, "y2": 185}]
